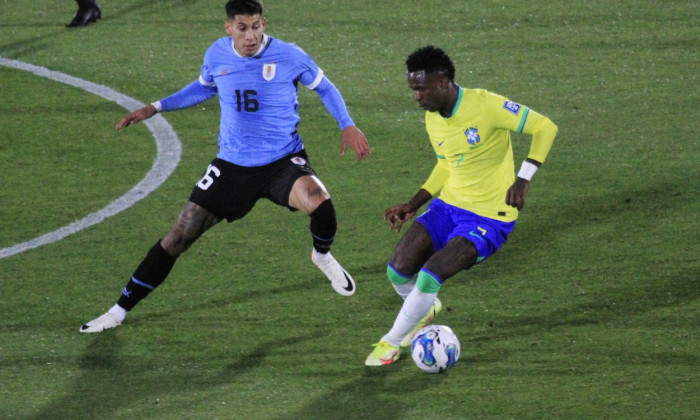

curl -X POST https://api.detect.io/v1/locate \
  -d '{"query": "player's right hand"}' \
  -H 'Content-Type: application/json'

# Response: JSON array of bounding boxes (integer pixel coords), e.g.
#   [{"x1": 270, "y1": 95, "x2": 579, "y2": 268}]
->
[
  {"x1": 383, "y1": 204, "x2": 416, "y2": 232},
  {"x1": 340, "y1": 126, "x2": 371, "y2": 162},
  {"x1": 116, "y1": 104, "x2": 157, "y2": 130}
]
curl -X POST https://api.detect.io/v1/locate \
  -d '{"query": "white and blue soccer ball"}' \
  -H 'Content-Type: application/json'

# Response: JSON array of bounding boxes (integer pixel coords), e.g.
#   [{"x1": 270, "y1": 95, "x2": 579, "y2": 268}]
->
[{"x1": 411, "y1": 325, "x2": 460, "y2": 373}]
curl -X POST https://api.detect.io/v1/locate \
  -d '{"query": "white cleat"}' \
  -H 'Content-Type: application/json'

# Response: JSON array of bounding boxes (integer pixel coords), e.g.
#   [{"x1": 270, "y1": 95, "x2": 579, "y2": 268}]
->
[
  {"x1": 79, "y1": 312, "x2": 121, "y2": 333},
  {"x1": 311, "y1": 249, "x2": 356, "y2": 296}
]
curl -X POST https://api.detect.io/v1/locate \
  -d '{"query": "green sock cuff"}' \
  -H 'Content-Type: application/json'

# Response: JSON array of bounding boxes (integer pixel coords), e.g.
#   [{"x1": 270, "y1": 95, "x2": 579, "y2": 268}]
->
[
  {"x1": 416, "y1": 269, "x2": 442, "y2": 294},
  {"x1": 387, "y1": 262, "x2": 413, "y2": 285}
]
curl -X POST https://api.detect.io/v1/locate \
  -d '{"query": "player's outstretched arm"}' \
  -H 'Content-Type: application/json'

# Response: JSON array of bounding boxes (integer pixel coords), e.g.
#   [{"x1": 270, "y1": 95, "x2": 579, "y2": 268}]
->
[
  {"x1": 311, "y1": 77, "x2": 370, "y2": 161},
  {"x1": 116, "y1": 80, "x2": 217, "y2": 131},
  {"x1": 340, "y1": 126, "x2": 370, "y2": 162},
  {"x1": 116, "y1": 104, "x2": 157, "y2": 130}
]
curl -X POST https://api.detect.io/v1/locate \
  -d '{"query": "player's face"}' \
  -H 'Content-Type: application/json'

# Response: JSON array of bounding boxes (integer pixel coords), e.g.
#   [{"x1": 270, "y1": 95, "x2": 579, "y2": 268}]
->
[
  {"x1": 407, "y1": 70, "x2": 448, "y2": 113},
  {"x1": 225, "y1": 14, "x2": 266, "y2": 57}
]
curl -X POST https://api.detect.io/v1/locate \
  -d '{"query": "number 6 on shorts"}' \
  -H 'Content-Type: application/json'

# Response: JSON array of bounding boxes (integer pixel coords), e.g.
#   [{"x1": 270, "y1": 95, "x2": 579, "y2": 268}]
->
[{"x1": 196, "y1": 164, "x2": 221, "y2": 190}]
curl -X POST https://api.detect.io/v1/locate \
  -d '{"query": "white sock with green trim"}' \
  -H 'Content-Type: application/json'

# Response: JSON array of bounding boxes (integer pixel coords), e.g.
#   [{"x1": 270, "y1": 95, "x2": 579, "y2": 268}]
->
[
  {"x1": 392, "y1": 275, "x2": 416, "y2": 299},
  {"x1": 382, "y1": 288, "x2": 437, "y2": 345}
]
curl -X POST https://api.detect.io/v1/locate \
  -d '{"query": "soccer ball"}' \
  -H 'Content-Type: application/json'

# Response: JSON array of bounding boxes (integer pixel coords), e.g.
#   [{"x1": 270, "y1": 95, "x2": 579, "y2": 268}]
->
[{"x1": 411, "y1": 325, "x2": 460, "y2": 373}]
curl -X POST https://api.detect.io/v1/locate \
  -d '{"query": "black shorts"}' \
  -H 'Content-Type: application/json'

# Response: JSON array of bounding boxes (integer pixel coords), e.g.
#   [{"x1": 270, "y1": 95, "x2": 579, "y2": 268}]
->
[{"x1": 189, "y1": 150, "x2": 317, "y2": 222}]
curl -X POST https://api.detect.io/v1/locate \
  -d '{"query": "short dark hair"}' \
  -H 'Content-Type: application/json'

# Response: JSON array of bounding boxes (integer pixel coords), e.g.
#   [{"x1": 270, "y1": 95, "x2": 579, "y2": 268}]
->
[
  {"x1": 405, "y1": 46, "x2": 455, "y2": 81},
  {"x1": 225, "y1": 0, "x2": 264, "y2": 19}
]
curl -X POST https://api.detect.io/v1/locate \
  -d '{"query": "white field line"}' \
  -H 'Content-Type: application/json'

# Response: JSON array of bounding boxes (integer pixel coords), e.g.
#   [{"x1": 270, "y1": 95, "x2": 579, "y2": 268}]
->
[{"x1": 0, "y1": 57, "x2": 181, "y2": 260}]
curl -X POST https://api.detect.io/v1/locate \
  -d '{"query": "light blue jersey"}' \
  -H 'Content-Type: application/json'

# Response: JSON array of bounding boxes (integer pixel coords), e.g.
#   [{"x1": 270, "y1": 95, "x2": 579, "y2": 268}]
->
[
  {"x1": 198, "y1": 35, "x2": 328, "y2": 166},
  {"x1": 155, "y1": 34, "x2": 354, "y2": 167}
]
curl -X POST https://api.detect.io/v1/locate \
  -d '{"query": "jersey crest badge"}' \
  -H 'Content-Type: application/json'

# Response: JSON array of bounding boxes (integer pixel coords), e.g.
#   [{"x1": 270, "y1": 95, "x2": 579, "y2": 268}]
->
[
  {"x1": 465, "y1": 127, "x2": 480, "y2": 145},
  {"x1": 291, "y1": 156, "x2": 307, "y2": 166},
  {"x1": 262, "y1": 64, "x2": 276, "y2": 81},
  {"x1": 503, "y1": 100, "x2": 521, "y2": 115}
]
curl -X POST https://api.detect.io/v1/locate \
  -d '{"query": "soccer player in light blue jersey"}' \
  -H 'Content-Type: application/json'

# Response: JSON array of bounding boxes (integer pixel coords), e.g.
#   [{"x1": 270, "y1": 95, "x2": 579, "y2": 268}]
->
[{"x1": 80, "y1": 0, "x2": 370, "y2": 333}]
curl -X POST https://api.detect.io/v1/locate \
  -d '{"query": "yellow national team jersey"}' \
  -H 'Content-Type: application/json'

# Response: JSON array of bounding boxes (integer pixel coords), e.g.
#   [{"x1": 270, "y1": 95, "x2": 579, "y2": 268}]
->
[{"x1": 421, "y1": 87, "x2": 556, "y2": 222}]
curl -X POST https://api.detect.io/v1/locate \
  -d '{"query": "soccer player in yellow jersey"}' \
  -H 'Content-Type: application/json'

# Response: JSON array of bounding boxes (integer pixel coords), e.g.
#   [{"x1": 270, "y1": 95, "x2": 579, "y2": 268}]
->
[{"x1": 366, "y1": 46, "x2": 558, "y2": 366}]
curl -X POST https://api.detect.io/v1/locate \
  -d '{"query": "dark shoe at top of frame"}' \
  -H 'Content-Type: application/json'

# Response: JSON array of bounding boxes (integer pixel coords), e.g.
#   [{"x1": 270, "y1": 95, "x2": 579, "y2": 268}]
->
[{"x1": 66, "y1": 4, "x2": 101, "y2": 28}]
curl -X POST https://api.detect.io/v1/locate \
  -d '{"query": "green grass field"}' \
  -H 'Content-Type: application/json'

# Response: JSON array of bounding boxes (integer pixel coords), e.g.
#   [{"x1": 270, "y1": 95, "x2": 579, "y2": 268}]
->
[{"x1": 1, "y1": 0, "x2": 698, "y2": 418}]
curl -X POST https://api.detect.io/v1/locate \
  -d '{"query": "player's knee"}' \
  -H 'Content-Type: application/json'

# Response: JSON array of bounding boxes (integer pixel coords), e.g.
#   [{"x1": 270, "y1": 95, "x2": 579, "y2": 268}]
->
[
  {"x1": 291, "y1": 175, "x2": 331, "y2": 213},
  {"x1": 387, "y1": 262, "x2": 413, "y2": 285},
  {"x1": 388, "y1": 251, "x2": 419, "y2": 276},
  {"x1": 416, "y1": 269, "x2": 442, "y2": 294},
  {"x1": 161, "y1": 231, "x2": 189, "y2": 256},
  {"x1": 162, "y1": 224, "x2": 200, "y2": 256}
]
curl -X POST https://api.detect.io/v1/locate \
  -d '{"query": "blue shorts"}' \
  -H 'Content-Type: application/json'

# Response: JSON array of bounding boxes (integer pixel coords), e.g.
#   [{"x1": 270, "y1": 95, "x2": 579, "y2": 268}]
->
[{"x1": 415, "y1": 199, "x2": 516, "y2": 263}]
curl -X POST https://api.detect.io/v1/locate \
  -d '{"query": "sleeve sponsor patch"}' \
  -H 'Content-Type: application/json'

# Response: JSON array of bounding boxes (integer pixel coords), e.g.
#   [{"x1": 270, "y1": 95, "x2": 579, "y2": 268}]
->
[{"x1": 503, "y1": 100, "x2": 521, "y2": 115}]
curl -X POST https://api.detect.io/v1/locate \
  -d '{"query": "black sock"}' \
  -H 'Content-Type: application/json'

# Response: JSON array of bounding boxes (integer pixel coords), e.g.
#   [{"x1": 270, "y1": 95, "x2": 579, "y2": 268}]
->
[
  {"x1": 76, "y1": 0, "x2": 97, "y2": 10},
  {"x1": 310, "y1": 199, "x2": 337, "y2": 254},
  {"x1": 117, "y1": 241, "x2": 177, "y2": 311}
]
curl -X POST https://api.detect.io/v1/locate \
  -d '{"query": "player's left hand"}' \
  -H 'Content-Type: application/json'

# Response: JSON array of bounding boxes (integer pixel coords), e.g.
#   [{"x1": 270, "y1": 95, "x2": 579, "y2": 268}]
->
[
  {"x1": 506, "y1": 177, "x2": 530, "y2": 210},
  {"x1": 340, "y1": 126, "x2": 370, "y2": 162}
]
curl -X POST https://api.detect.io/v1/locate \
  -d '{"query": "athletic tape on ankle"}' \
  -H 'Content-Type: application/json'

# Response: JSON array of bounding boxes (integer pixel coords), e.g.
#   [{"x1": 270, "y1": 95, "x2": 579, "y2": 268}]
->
[{"x1": 416, "y1": 269, "x2": 442, "y2": 294}]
